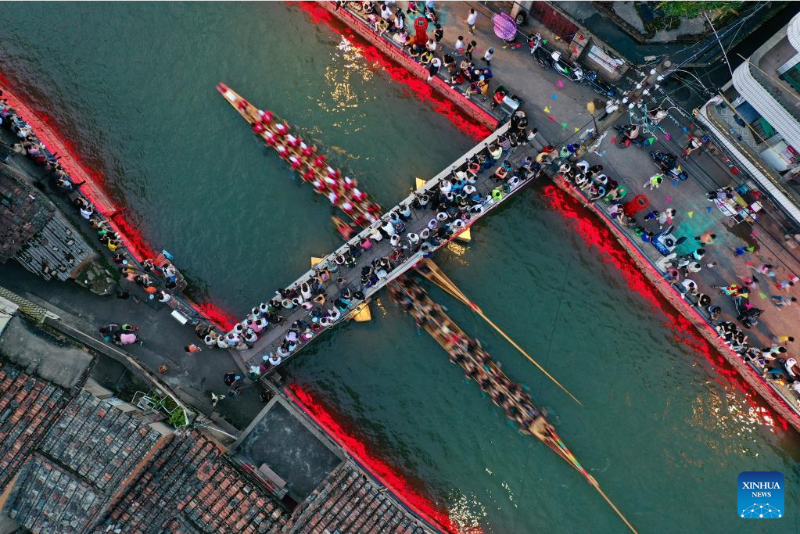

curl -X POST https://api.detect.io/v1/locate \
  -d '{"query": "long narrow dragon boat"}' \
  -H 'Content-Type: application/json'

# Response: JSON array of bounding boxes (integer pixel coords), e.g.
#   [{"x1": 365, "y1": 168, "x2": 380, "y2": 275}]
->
[
  {"x1": 216, "y1": 82, "x2": 381, "y2": 230},
  {"x1": 389, "y1": 275, "x2": 638, "y2": 534}
]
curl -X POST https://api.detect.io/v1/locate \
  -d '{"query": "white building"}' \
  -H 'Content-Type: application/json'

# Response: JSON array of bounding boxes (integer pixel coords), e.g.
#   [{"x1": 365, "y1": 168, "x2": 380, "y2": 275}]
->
[{"x1": 696, "y1": 12, "x2": 800, "y2": 225}]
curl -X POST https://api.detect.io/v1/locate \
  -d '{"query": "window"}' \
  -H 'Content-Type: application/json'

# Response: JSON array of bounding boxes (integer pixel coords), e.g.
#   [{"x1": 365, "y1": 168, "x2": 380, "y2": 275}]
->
[{"x1": 779, "y1": 63, "x2": 800, "y2": 94}]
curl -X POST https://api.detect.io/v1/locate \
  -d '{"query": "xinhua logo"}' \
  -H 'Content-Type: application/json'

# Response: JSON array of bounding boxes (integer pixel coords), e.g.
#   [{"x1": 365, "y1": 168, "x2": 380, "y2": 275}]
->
[{"x1": 738, "y1": 472, "x2": 784, "y2": 518}]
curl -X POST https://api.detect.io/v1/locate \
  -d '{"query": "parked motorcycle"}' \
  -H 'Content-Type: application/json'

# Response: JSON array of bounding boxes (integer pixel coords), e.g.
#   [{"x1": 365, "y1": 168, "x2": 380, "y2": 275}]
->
[
  {"x1": 584, "y1": 70, "x2": 615, "y2": 97},
  {"x1": 734, "y1": 296, "x2": 763, "y2": 328},
  {"x1": 532, "y1": 45, "x2": 554, "y2": 69},
  {"x1": 551, "y1": 51, "x2": 583, "y2": 82},
  {"x1": 613, "y1": 125, "x2": 652, "y2": 148},
  {"x1": 528, "y1": 32, "x2": 542, "y2": 55},
  {"x1": 651, "y1": 150, "x2": 689, "y2": 181}
]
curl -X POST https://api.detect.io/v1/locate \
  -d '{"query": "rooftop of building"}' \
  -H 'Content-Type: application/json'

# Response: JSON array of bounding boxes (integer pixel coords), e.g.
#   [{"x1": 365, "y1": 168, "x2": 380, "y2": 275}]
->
[
  {"x1": 0, "y1": 163, "x2": 94, "y2": 281},
  {"x1": 101, "y1": 430, "x2": 291, "y2": 534},
  {"x1": 0, "y1": 164, "x2": 53, "y2": 263},
  {"x1": 0, "y1": 357, "x2": 293, "y2": 534},
  {"x1": 730, "y1": 12, "x2": 800, "y2": 153},
  {"x1": 287, "y1": 462, "x2": 429, "y2": 534},
  {"x1": 235, "y1": 398, "x2": 344, "y2": 504},
  {"x1": 752, "y1": 34, "x2": 800, "y2": 127},
  {"x1": 0, "y1": 363, "x2": 69, "y2": 492}
]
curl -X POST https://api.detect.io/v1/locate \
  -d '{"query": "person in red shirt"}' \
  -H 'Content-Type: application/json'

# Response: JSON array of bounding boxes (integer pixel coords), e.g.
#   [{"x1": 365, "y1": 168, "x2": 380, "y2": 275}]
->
[{"x1": 491, "y1": 89, "x2": 506, "y2": 110}]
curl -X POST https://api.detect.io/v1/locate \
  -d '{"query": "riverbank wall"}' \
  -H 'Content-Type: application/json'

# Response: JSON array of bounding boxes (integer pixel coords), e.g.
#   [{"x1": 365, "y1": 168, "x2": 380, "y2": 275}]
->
[
  {"x1": 0, "y1": 76, "x2": 237, "y2": 330},
  {"x1": 314, "y1": 1, "x2": 501, "y2": 132}
]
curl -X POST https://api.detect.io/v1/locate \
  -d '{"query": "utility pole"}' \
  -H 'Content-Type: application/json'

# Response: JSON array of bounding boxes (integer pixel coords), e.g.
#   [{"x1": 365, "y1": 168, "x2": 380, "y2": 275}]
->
[{"x1": 621, "y1": 57, "x2": 673, "y2": 111}]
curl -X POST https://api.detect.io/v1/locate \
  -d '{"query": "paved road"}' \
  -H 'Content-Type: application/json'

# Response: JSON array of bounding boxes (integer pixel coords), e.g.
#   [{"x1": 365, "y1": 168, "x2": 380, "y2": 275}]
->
[{"x1": 0, "y1": 257, "x2": 264, "y2": 429}]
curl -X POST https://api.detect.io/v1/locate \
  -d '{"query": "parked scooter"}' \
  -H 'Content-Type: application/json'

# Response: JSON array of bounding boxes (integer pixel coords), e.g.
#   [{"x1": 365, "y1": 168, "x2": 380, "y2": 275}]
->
[
  {"x1": 551, "y1": 51, "x2": 583, "y2": 82},
  {"x1": 651, "y1": 150, "x2": 689, "y2": 180},
  {"x1": 532, "y1": 45, "x2": 554, "y2": 69},
  {"x1": 584, "y1": 70, "x2": 615, "y2": 97},
  {"x1": 528, "y1": 32, "x2": 542, "y2": 55},
  {"x1": 734, "y1": 296, "x2": 763, "y2": 328}
]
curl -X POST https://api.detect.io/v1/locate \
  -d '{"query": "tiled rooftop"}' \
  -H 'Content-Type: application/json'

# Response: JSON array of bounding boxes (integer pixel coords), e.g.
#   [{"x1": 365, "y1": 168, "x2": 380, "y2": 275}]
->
[
  {"x1": 102, "y1": 430, "x2": 289, "y2": 534},
  {"x1": 0, "y1": 165, "x2": 92, "y2": 280},
  {"x1": 0, "y1": 363, "x2": 68, "y2": 491},
  {"x1": 0, "y1": 360, "x2": 427, "y2": 534},
  {"x1": 4, "y1": 452, "x2": 102, "y2": 532},
  {"x1": 40, "y1": 390, "x2": 164, "y2": 492},
  {"x1": 0, "y1": 165, "x2": 53, "y2": 262},
  {"x1": 287, "y1": 463, "x2": 428, "y2": 534}
]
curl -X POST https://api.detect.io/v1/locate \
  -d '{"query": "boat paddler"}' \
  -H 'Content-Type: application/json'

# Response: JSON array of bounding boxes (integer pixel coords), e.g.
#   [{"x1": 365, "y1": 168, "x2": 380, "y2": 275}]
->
[
  {"x1": 301, "y1": 167, "x2": 315, "y2": 182},
  {"x1": 258, "y1": 109, "x2": 273, "y2": 124},
  {"x1": 530, "y1": 414, "x2": 555, "y2": 440}
]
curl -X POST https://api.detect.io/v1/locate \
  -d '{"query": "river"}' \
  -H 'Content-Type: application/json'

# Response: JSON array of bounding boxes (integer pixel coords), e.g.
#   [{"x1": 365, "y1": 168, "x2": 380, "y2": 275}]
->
[{"x1": 1, "y1": 2, "x2": 798, "y2": 532}]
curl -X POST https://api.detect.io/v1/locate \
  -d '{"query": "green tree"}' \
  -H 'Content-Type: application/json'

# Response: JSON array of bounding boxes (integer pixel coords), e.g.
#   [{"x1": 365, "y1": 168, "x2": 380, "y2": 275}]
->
[{"x1": 657, "y1": 1, "x2": 741, "y2": 19}]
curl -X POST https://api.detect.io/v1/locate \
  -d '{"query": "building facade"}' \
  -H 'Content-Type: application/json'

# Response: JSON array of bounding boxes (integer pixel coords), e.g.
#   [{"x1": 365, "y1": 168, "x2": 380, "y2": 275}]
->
[{"x1": 697, "y1": 13, "x2": 800, "y2": 226}]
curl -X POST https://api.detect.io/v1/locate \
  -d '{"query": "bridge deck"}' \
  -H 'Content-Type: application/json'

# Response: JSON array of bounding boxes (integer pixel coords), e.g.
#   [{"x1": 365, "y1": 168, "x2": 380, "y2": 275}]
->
[{"x1": 231, "y1": 122, "x2": 538, "y2": 372}]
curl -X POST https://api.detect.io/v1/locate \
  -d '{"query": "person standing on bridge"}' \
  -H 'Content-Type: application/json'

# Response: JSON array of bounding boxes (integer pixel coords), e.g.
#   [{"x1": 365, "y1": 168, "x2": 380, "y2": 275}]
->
[
  {"x1": 695, "y1": 232, "x2": 716, "y2": 245},
  {"x1": 645, "y1": 173, "x2": 664, "y2": 190}
]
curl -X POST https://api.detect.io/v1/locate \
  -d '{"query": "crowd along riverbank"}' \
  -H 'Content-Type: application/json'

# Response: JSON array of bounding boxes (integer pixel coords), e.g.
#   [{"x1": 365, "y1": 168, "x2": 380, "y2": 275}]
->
[{"x1": 308, "y1": 0, "x2": 800, "y2": 434}]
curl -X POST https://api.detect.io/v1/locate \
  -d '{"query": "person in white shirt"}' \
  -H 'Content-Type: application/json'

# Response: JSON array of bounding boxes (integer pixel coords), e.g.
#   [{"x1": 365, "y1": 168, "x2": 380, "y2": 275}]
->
[
  {"x1": 680, "y1": 279, "x2": 698, "y2": 298},
  {"x1": 466, "y1": 8, "x2": 477, "y2": 34},
  {"x1": 454, "y1": 36, "x2": 465, "y2": 56},
  {"x1": 483, "y1": 47, "x2": 494, "y2": 66}
]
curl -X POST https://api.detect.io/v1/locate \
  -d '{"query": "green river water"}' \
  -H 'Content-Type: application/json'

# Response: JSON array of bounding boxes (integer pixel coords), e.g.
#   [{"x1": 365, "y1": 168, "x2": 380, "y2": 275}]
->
[{"x1": 1, "y1": 3, "x2": 799, "y2": 532}]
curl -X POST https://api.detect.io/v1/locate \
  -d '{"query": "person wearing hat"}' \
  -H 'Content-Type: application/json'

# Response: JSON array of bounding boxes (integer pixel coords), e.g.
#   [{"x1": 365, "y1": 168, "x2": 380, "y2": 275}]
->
[{"x1": 483, "y1": 47, "x2": 494, "y2": 66}]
